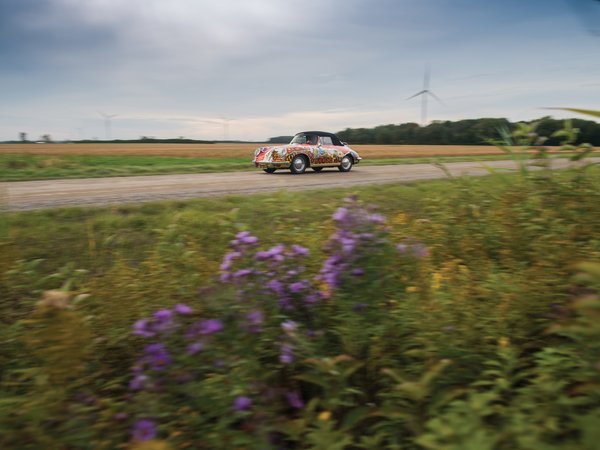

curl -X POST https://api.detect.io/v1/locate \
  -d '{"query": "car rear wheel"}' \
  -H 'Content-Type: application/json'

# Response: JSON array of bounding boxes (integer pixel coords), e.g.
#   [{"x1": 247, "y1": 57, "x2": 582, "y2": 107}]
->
[
  {"x1": 312, "y1": 167, "x2": 323, "y2": 172},
  {"x1": 290, "y1": 155, "x2": 308, "y2": 174},
  {"x1": 263, "y1": 168, "x2": 276, "y2": 173},
  {"x1": 338, "y1": 155, "x2": 353, "y2": 172}
]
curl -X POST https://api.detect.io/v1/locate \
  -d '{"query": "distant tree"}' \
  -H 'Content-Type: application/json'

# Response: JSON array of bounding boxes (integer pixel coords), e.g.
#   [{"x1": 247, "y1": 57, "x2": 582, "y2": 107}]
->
[
  {"x1": 40, "y1": 134, "x2": 52, "y2": 143},
  {"x1": 268, "y1": 136, "x2": 294, "y2": 144},
  {"x1": 19, "y1": 132, "x2": 28, "y2": 142}
]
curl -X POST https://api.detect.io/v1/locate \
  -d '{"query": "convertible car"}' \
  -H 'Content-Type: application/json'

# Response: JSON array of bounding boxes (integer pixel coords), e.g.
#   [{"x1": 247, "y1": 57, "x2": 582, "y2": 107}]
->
[{"x1": 253, "y1": 131, "x2": 362, "y2": 174}]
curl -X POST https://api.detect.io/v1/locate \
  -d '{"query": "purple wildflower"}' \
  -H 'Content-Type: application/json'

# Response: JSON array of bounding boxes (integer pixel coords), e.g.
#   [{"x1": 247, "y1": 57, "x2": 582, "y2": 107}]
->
[
  {"x1": 412, "y1": 243, "x2": 429, "y2": 258},
  {"x1": 291, "y1": 244, "x2": 310, "y2": 256},
  {"x1": 152, "y1": 309, "x2": 174, "y2": 332},
  {"x1": 332, "y1": 207, "x2": 349, "y2": 222},
  {"x1": 129, "y1": 373, "x2": 148, "y2": 390},
  {"x1": 235, "y1": 231, "x2": 259, "y2": 246},
  {"x1": 132, "y1": 419, "x2": 157, "y2": 441},
  {"x1": 154, "y1": 309, "x2": 172, "y2": 321},
  {"x1": 289, "y1": 280, "x2": 308, "y2": 293},
  {"x1": 144, "y1": 343, "x2": 171, "y2": 371},
  {"x1": 286, "y1": 391, "x2": 304, "y2": 409},
  {"x1": 233, "y1": 268, "x2": 253, "y2": 278},
  {"x1": 187, "y1": 341, "x2": 205, "y2": 355},
  {"x1": 280, "y1": 343, "x2": 295, "y2": 364},
  {"x1": 281, "y1": 320, "x2": 298, "y2": 334},
  {"x1": 132, "y1": 319, "x2": 155, "y2": 338},
  {"x1": 267, "y1": 279, "x2": 284, "y2": 295},
  {"x1": 220, "y1": 272, "x2": 232, "y2": 282},
  {"x1": 304, "y1": 293, "x2": 320, "y2": 305},
  {"x1": 233, "y1": 396, "x2": 253, "y2": 411},
  {"x1": 255, "y1": 250, "x2": 271, "y2": 261},
  {"x1": 368, "y1": 213, "x2": 385, "y2": 223},
  {"x1": 397, "y1": 243, "x2": 408, "y2": 254},
  {"x1": 278, "y1": 296, "x2": 294, "y2": 310},
  {"x1": 199, "y1": 319, "x2": 224, "y2": 335},
  {"x1": 351, "y1": 268, "x2": 364, "y2": 276},
  {"x1": 245, "y1": 310, "x2": 264, "y2": 333},
  {"x1": 174, "y1": 303, "x2": 193, "y2": 315}
]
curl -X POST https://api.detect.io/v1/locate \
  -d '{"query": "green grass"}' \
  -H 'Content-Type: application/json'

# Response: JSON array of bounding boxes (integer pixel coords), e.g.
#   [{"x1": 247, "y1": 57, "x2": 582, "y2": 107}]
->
[{"x1": 1, "y1": 153, "x2": 596, "y2": 181}]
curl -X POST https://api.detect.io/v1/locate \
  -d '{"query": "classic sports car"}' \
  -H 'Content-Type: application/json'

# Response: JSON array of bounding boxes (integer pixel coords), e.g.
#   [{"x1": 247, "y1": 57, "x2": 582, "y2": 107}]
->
[{"x1": 253, "y1": 131, "x2": 362, "y2": 174}]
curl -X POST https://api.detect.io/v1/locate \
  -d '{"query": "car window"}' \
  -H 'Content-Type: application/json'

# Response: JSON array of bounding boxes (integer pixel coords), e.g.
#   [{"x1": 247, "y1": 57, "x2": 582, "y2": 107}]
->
[
  {"x1": 290, "y1": 135, "x2": 306, "y2": 144},
  {"x1": 320, "y1": 136, "x2": 333, "y2": 145}
]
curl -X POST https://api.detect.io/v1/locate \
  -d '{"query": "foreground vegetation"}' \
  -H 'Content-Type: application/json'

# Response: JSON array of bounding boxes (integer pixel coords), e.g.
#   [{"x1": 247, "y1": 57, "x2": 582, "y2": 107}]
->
[{"x1": 1, "y1": 122, "x2": 599, "y2": 449}]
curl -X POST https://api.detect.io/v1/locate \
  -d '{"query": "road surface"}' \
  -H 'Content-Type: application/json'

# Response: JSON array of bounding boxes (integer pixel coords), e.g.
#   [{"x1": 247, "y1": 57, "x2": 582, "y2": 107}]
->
[{"x1": 1, "y1": 159, "x2": 596, "y2": 211}]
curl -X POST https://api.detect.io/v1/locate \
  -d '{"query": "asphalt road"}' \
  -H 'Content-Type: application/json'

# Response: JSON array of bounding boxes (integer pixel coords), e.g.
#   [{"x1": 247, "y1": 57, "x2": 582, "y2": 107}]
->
[{"x1": 2, "y1": 159, "x2": 596, "y2": 211}]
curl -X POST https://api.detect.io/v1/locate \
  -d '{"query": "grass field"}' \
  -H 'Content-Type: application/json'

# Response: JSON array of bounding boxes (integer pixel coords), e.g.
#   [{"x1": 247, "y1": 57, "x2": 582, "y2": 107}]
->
[{"x1": 2, "y1": 143, "x2": 593, "y2": 181}]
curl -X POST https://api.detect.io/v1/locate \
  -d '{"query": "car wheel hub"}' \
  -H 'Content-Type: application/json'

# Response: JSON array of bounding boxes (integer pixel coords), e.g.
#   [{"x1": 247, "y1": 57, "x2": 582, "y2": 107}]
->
[{"x1": 293, "y1": 158, "x2": 305, "y2": 170}]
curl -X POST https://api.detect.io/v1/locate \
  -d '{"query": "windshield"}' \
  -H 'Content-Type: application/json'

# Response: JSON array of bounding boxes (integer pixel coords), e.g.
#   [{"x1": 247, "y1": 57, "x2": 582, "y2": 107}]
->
[{"x1": 290, "y1": 134, "x2": 317, "y2": 145}]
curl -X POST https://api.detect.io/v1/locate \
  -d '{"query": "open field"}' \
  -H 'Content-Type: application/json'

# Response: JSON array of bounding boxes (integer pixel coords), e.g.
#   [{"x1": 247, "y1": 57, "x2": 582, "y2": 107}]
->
[
  {"x1": 0, "y1": 143, "x2": 568, "y2": 159},
  {"x1": 3, "y1": 143, "x2": 596, "y2": 182}
]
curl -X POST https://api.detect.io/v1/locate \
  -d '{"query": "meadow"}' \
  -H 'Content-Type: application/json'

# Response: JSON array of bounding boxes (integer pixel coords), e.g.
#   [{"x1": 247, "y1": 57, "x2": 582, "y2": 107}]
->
[
  {"x1": 1, "y1": 124, "x2": 599, "y2": 449},
  {"x1": 2, "y1": 143, "x2": 592, "y2": 181}
]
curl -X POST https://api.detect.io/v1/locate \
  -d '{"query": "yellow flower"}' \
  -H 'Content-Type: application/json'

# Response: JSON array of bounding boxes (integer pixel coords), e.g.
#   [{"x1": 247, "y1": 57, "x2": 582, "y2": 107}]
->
[
  {"x1": 318, "y1": 411, "x2": 332, "y2": 421},
  {"x1": 130, "y1": 440, "x2": 172, "y2": 450},
  {"x1": 498, "y1": 337, "x2": 510, "y2": 348},
  {"x1": 406, "y1": 286, "x2": 418, "y2": 293},
  {"x1": 392, "y1": 213, "x2": 407, "y2": 226},
  {"x1": 431, "y1": 272, "x2": 443, "y2": 290}
]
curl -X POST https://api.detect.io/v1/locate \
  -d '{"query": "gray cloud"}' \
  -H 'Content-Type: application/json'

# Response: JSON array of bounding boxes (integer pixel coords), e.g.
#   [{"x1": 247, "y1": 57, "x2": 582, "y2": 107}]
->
[{"x1": 1, "y1": 0, "x2": 599, "y2": 141}]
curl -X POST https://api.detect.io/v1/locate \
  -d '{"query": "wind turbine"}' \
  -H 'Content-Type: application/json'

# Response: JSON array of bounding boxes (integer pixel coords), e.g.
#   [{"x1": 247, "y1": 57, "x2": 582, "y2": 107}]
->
[
  {"x1": 406, "y1": 65, "x2": 444, "y2": 126},
  {"x1": 98, "y1": 111, "x2": 118, "y2": 140},
  {"x1": 221, "y1": 117, "x2": 235, "y2": 141}
]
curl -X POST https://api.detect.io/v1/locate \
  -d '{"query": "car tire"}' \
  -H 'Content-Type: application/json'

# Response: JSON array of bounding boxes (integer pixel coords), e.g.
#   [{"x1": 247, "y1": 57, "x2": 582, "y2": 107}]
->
[
  {"x1": 312, "y1": 167, "x2": 323, "y2": 172},
  {"x1": 338, "y1": 155, "x2": 353, "y2": 172},
  {"x1": 263, "y1": 168, "x2": 276, "y2": 173},
  {"x1": 290, "y1": 155, "x2": 308, "y2": 174}
]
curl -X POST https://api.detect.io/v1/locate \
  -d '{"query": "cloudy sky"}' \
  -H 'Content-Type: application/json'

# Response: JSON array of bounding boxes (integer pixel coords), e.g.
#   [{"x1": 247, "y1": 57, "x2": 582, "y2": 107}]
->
[{"x1": 1, "y1": 0, "x2": 599, "y2": 142}]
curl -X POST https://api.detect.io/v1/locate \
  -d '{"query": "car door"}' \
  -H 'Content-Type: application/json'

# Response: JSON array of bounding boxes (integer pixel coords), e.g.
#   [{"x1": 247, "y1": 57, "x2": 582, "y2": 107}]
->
[{"x1": 318, "y1": 135, "x2": 341, "y2": 164}]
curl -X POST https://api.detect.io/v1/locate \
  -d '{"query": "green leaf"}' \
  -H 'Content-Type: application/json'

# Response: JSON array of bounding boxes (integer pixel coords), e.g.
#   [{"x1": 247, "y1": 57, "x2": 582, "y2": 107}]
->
[{"x1": 545, "y1": 107, "x2": 600, "y2": 119}]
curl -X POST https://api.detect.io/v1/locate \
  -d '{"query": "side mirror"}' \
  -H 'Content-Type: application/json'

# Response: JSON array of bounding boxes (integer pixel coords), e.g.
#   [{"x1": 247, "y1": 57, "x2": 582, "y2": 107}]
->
[{"x1": 341, "y1": 142, "x2": 348, "y2": 146}]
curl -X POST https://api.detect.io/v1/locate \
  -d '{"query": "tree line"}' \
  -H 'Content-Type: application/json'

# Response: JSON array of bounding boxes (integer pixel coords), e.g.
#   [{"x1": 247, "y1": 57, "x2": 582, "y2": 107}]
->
[{"x1": 335, "y1": 116, "x2": 600, "y2": 146}]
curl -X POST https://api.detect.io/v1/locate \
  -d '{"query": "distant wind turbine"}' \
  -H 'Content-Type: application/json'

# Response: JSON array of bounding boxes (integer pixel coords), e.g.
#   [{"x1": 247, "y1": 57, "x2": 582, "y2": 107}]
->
[
  {"x1": 221, "y1": 117, "x2": 235, "y2": 141},
  {"x1": 406, "y1": 65, "x2": 444, "y2": 126},
  {"x1": 98, "y1": 111, "x2": 118, "y2": 140}
]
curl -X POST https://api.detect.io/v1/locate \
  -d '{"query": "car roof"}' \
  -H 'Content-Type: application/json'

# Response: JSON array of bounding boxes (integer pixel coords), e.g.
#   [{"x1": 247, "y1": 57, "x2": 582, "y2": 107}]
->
[{"x1": 296, "y1": 131, "x2": 339, "y2": 138}]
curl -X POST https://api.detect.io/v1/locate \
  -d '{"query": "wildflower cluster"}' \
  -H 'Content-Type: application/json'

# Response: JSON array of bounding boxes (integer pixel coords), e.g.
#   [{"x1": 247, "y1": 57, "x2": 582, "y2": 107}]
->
[
  {"x1": 127, "y1": 202, "x2": 400, "y2": 444},
  {"x1": 318, "y1": 196, "x2": 392, "y2": 302}
]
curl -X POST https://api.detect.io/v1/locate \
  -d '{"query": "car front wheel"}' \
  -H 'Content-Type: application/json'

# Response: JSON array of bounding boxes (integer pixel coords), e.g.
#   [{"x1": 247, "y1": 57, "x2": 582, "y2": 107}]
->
[
  {"x1": 290, "y1": 155, "x2": 308, "y2": 174},
  {"x1": 338, "y1": 155, "x2": 353, "y2": 172}
]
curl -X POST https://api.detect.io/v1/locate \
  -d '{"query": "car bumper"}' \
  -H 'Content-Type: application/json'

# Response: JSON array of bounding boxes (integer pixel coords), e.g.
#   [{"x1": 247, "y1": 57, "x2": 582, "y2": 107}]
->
[{"x1": 254, "y1": 161, "x2": 290, "y2": 169}]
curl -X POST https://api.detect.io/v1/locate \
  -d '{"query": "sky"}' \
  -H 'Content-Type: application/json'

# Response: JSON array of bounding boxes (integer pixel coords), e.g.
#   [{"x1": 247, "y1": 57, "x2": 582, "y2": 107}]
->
[{"x1": 1, "y1": 0, "x2": 599, "y2": 142}]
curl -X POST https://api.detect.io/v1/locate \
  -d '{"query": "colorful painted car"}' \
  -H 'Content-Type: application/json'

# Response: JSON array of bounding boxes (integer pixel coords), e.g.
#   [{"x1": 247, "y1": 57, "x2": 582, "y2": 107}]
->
[{"x1": 253, "y1": 131, "x2": 362, "y2": 174}]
